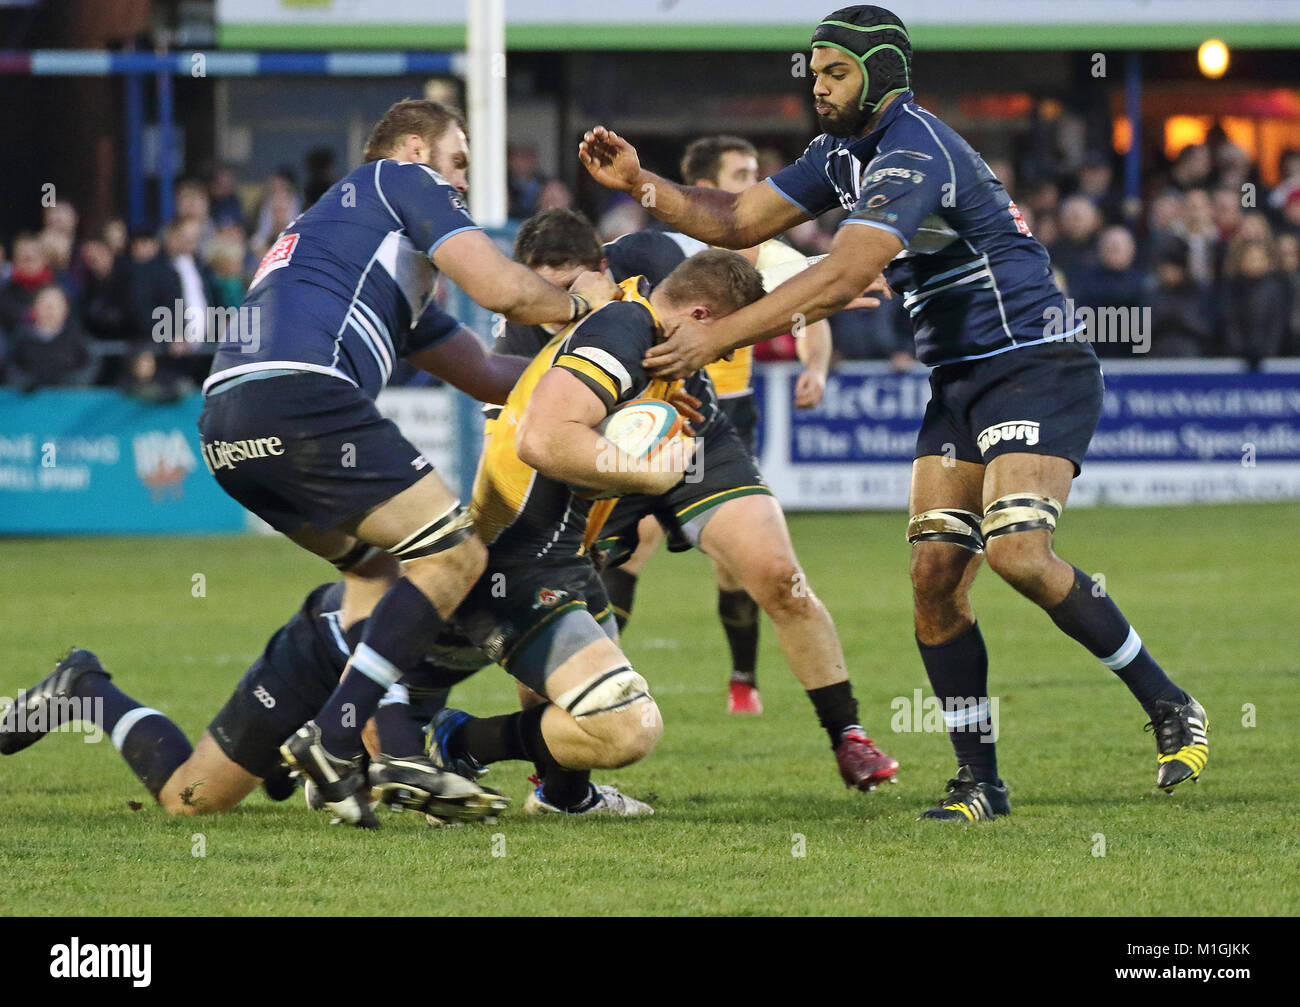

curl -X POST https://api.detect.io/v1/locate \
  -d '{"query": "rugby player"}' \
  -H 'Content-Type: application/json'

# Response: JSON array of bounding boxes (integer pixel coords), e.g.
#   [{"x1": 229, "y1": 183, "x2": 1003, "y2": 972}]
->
[
  {"x1": 580, "y1": 5, "x2": 1208, "y2": 820},
  {"x1": 0, "y1": 584, "x2": 495, "y2": 820},
  {"x1": 425, "y1": 253, "x2": 773, "y2": 795},
  {"x1": 479, "y1": 208, "x2": 897, "y2": 796},
  {"x1": 198, "y1": 98, "x2": 620, "y2": 827},
  {"x1": 600, "y1": 135, "x2": 835, "y2": 715}
]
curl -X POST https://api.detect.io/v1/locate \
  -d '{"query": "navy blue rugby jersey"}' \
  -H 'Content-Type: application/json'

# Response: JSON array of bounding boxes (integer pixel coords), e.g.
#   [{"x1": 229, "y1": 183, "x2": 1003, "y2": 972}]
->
[
  {"x1": 766, "y1": 91, "x2": 1079, "y2": 367},
  {"x1": 205, "y1": 159, "x2": 474, "y2": 397}
]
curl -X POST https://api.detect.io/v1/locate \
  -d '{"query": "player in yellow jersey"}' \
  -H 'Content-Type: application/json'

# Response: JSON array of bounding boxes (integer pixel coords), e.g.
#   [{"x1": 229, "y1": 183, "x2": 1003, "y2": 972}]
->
[
  {"x1": 602, "y1": 136, "x2": 834, "y2": 715},
  {"x1": 427, "y1": 252, "x2": 770, "y2": 799}
]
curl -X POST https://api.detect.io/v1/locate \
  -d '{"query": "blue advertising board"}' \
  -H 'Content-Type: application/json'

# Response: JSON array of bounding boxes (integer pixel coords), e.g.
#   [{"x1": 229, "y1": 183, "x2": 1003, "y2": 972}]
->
[
  {"x1": 756, "y1": 361, "x2": 1300, "y2": 509},
  {"x1": 0, "y1": 390, "x2": 247, "y2": 534}
]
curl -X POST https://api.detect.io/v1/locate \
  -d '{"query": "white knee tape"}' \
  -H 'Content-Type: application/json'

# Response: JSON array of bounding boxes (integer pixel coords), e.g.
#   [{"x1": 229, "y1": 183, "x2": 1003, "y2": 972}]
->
[{"x1": 553, "y1": 665, "x2": 650, "y2": 719}]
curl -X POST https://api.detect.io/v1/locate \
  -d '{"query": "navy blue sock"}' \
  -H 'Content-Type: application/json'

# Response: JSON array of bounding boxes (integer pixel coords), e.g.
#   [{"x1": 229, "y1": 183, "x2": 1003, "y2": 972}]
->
[
  {"x1": 540, "y1": 767, "x2": 594, "y2": 811},
  {"x1": 73, "y1": 673, "x2": 192, "y2": 799},
  {"x1": 916, "y1": 623, "x2": 999, "y2": 783},
  {"x1": 1047, "y1": 566, "x2": 1186, "y2": 716},
  {"x1": 373, "y1": 686, "x2": 426, "y2": 757},
  {"x1": 317, "y1": 579, "x2": 445, "y2": 757}
]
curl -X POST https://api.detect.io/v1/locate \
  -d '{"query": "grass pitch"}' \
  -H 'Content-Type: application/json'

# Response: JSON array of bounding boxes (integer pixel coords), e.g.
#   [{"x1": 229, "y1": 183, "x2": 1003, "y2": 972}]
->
[{"x1": 1, "y1": 504, "x2": 1296, "y2": 916}]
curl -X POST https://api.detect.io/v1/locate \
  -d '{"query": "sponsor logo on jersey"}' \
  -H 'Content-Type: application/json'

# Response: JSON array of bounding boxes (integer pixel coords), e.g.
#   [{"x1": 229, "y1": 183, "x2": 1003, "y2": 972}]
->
[
  {"x1": 249, "y1": 232, "x2": 299, "y2": 290},
  {"x1": 200, "y1": 436, "x2": 286, "y2": 473},
  {"x1": 533, "y1": 588, "x2": 566, "y2": 609},
  {"x1": 448, "y1": 190, "x2": 470, "y2": 215},
  {"x1": 977, "y1": 420, "x2": 1040, "y2": 455},
  {"x1": 865, "y1": 166, "x2": 925, "y2": 185}
]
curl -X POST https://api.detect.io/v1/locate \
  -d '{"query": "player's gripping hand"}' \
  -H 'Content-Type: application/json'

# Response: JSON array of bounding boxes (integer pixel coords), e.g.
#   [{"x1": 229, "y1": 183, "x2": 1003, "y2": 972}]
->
[
  {"x1": 569, "y1": 269, "x2": 623, "y2": 314},
  {"x1": 579, "y1": 126, "x2": 641, "y2": 194},
  {"x1": 643, "y1": 316, "x2": 723, "y2": 381},
  {"x1": 639, "y1": 433, "x2": 699, "y2": 496}
]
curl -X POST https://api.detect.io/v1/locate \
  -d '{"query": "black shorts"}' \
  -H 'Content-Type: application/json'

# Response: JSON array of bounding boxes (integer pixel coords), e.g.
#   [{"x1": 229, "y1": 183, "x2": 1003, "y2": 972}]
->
[
  {"x1": 593, "y1": 408, "x2": 771, "y2": 566},
  {"x1": 207, "y1": 591, "x2": 341, "y2": 778},
  {"x1": 197, "y1": 371, "x2": 431, "y2": 533},
  {"x1": 453, "y1": 558, "x2": 616, "y2": 695},
  {"x1": 914, "y1": 339, "x2": 1104, "y2": 475},
  {"x1": 718, "y1": 392, "x2": 758, "y2": 453}
]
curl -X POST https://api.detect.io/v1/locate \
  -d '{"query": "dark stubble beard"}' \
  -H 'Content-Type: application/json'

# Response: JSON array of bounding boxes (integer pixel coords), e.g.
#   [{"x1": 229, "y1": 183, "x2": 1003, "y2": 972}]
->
[{"x1": 816, "y1": 102, "x2": 871, "y2": 139}]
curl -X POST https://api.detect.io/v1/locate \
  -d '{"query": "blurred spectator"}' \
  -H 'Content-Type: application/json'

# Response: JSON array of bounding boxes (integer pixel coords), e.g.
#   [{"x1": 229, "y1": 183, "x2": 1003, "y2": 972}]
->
[
  {"x1": 103, "y1": 218, "x2": 128, "y2": 259},
  {"x1": 78, "y1": 236, "x2": 132, "y2": 342},
  {"x1": 1146, "y1": 236, "x2": 1213, "y2": 358},
  {"x1": 4, "y1": 285, "x2": 96, "y2": 390},
  {"x1": 251, "y1": 168, "x2": 301, "y2": 254},
  {"x1": 42, "y1": 201, "x2": 78, "y2": 242},
  {"x1": 305, "y1": 147, "x2": 337, "y2": 205},
  {"x1": 1277, "y1": 232, "x2": 1300, "y2": 352},
  {"x1": 1214, "y1": 142, "x2": 1256, "y2": 197},
  {"x1": 1211, "y1": 186, "x2": 1243, "y2": 242},
  {"x1": 536, "y1": 178, "x2": 575, "y2": 212},
  {"x1": 1076, "y1": 152, "x2": 1121, "y2": 223},
  {"x1": 597, "y1": 199, "x2": 649, "y2": 242},
  {"x1": 1277, "y1": 189, "x2": 1300, "y2": 242},
  {"x1": 1222, "y1": 236, "x2": 1289, "y2": 367},
  {"x1": 208, "y1": 165, "x2": 245, "y2": 228},
  {"x1": 175, "y1": 178, "x2": 215, "y2": 256},
  {"x1": 507, "y1": 144, "x2": 546, "y2": 219},
  {"x1": 130, "y1": 218, "x2": 216, "y2": 384},
  {"x1": 1071, "y1": 225, "x2": 1145, "y2": 357},
  {"x1": 206, "y1": 238, "x2": 247, "y2": 308},
  {"x1": 1172, "y1": 189, "x2": 1219, "y2": 285},
  {"x1": 1047, "y1": 195, "x2": 1101, "y2": 278},
  {"x1": 1, "y1": 233, "x2": 54, "y2": 336},
  {"x1": 1169, "y1": 143, "x2": 1212, "y2": 192},
  {"x1": 1267, "y1": 150, "x2": 1300, "y2": 215}
]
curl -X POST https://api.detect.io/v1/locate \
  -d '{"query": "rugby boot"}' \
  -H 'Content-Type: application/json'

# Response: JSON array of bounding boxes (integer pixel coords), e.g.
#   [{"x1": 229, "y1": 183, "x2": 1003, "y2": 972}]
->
[
  {"x1": 727, "y1": 680, "x2": 763, "y2": 715},
  {"x1": 368, "y1": 753, "x2": 507, "y2": 822},
  {"x1": 834, "y1": 727, "x2": 899, "y2": 790},
  {"x1": 280, "y1": 721, "x2": 378, "y2": 829},
  {"x1": 918, "y1": 765, "x2": 1010, "y2": 822},
  {"x1": 1, "y1": 649, "x2": 106, "y2": 755},
  {"x1": 523, "y1": 777, "x2": 653, "y2": 817},
  {"x1": 1146, "y1": 695, "x2": 1209, "y2": 792}
]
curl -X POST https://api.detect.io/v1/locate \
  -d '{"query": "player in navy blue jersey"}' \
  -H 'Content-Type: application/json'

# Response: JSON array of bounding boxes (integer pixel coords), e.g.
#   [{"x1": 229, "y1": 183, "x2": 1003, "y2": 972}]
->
[
  {"x1": 199, "y1": 99, "x2": 621, "y2": 827},
  {"x1": 580, "y1": 6, "x2": 1208, "y2": 820}
]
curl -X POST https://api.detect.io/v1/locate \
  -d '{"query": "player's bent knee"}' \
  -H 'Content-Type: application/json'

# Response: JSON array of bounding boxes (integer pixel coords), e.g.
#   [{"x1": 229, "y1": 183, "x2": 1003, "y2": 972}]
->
[
  {"x1": 980, "y1": 493, "x2": 1060, "y2": 589},
  {"x1": 582, "y1": 700, "x2": 662, "y2": 767},
  {"x1": 553, "y1": 663, "x2": 660, "y2": 767}
]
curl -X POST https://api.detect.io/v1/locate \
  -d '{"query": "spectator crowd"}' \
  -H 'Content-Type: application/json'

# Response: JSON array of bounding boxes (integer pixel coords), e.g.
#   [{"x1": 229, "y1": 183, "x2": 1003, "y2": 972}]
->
[{"x1": 4, "y1": 128, "x2": 1300, "y2": 393}]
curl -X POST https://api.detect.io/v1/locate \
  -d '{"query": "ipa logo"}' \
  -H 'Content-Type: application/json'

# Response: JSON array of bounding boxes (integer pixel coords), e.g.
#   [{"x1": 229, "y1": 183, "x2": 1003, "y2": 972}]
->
[{"x1": 133, "y1": 430, "x2": 196, "y2": 499}]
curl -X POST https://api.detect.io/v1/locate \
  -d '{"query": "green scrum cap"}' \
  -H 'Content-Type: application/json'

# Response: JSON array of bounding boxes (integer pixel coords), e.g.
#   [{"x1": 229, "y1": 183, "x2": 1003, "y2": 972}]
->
[{"x1": 811, "y1": 5, "x2": 912, "y2": 113}]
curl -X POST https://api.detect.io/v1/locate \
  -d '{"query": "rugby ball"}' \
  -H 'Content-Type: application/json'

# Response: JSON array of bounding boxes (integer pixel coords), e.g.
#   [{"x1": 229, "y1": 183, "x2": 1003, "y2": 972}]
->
[{"x1": 572, "y1": 398, "x2": 685, "y2": 500}]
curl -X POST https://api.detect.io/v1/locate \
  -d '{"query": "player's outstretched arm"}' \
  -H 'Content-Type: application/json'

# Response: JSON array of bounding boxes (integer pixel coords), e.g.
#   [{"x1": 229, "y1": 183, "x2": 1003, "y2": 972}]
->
[
  {"x1": 516, "y1": 369, "x2": 686, "y2": 496},
  {"x1": 579, "y1": 126, "x2": 807, "y2": 249},
  {"x1": 434, "y1": 229, "x2": 620, "y2": 325},
  {"x1": 407, "y1": 327, "x2": 528, "y2": 404},
  {"x1": 644, "y1": 223, "x2": 901, "y2": 379},
  {"x1": 793, "y1": 318, "x2": 833, "y2": 409}
]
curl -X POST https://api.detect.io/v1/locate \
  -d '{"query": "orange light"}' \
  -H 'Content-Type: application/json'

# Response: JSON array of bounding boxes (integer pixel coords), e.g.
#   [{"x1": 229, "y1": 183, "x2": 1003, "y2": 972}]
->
[
  {"x1": 1164, "y1": 115, "x2": 1211, "y2": 161},
  {"x1": 1112, "y1": 117, "x2": 1132, "y2": 155},
  {"x1": 1198, "y1": 39, "x2": 1229, "y2": 79}
]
